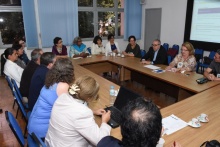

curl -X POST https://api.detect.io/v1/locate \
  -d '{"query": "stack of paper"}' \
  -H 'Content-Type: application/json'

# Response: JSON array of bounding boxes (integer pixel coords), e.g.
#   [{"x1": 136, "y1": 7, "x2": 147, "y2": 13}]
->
[{"x1": 162, "y1": 114, "x2": 188, "y2": 135}]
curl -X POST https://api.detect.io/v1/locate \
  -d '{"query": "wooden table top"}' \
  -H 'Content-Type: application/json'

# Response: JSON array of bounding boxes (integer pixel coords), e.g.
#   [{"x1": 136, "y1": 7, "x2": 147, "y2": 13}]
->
[
  {"x1": 161, "y1": 84, "x2": 220, "y2": 146},
  {"x1": 73, "y1": 55, "x2": 220, "y2": 93}
]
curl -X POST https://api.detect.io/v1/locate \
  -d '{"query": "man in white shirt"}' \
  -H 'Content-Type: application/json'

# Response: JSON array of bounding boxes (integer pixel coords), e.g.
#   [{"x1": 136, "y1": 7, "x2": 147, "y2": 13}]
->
[{"x1": 4, "y1": 48, "x2": 24, "y2": 87}]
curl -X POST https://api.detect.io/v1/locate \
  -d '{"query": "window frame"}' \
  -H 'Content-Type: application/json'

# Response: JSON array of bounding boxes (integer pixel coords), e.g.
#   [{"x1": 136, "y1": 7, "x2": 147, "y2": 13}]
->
[{"x1": 78, "y1": 0, "x2": 124, "y2": 40}]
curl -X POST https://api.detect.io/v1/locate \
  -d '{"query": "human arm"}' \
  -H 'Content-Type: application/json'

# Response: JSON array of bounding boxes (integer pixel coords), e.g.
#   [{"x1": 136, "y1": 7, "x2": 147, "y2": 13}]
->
[
  {"x1": 56, "y1": 82, "x2": 69, "y2": 96},
  {"x1": 114, "y1": 42, "x2": 120, "y2": 53},
  {"x1": 74, "y1": 109, "x2": 111, "y2": 146},
  {"x1": 62, "y1": 45, "x2": 68, "y2": 56}
]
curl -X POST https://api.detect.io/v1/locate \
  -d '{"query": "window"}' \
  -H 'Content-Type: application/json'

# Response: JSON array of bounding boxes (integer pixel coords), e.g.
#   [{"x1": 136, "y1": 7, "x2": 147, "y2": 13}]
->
[
  {"x1": 0, "y1": 0, "x2": 25, "y2": 46},
  {"x1": 78, "y1": 0, "x2": 124, "y2": 38}
]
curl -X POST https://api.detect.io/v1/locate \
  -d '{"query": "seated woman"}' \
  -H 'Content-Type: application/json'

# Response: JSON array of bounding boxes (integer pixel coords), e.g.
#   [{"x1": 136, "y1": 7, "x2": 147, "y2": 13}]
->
[
  {"x1": 52, "y1": 37, "x2": 68, "y2": 56},
  {"x1": 28, "y1": 58, "x2": 75, "y2": 139},
  {"x1": 105, "y1": 34, "x2": 120, "y2": 55},
  {"x1": 166, "y1": 42, "x2": 196, "y2": 72},
  {"x1": 12, "y1": 44, "x2": 26, "y2": 69},
  {"x1": 122, "y1": 35, "x2": 141, "y2": 58},
  {"x1": 69, "y1": 36, "x2": 89, "y2": 58},
  {"x1": 3, "y1": 48, "x2": 24, "y2": 87},
  {"x1": 91, "y1": 35, "x2": 105, "y2": 55},
  {"x1": 45, "y1": 76, "x2": 111, "y2": 147}
]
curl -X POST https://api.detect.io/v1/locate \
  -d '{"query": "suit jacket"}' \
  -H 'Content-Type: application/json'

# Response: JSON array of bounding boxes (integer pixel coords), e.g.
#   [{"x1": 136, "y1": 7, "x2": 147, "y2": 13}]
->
[
  {"x1": 142, "y1": 45, "x2": 167, "y2": 65},
  {"x1": 97, "y1": 136, "x2": 123, "y2": 147}
]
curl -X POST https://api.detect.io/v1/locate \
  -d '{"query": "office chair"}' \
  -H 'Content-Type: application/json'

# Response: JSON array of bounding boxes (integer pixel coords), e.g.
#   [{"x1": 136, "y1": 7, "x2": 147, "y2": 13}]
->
[
  {"x1": 163, "y1": 43, "x2": 169, "y2": 51},
  {"x1": 140, "y1": 49, "x2": 146, "y2": 58},
  {"x1": 87, "y1": 47, "x2": 92, "y2": 55},
  {"x1": 5, "y1": 111, "x2": 36, "y2": 147},
  {"x1": 194, "y1": 49, "x2": 204, "y2": 73},
  {"x1": 31, "y1": 132, "x2": 47, "y2": 147},
  {"x1": 198, "y1": 51, "x2": 216, "y2": 73},
  {"x1": 5, "y1": 76, "x2": 17, "y2": 109}
]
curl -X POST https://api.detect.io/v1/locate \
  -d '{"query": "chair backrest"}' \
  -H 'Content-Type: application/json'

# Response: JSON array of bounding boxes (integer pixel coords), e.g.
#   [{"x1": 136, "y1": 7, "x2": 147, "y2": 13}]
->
[
  {"x1": 11, "y1": 79, "x2": 23, "y2": 101},
  {"x1": 141, "y1": 49, "x2": 146, "y2": 58},
  {"x1": 194, "y1": 49, "x2": 204, "y2": 62},
  {"x1": 163, "y1": 43, "x2": 169, "y2": 51},
  {"x1": 5, "y1": 111, "x2": 25, "y2": 146},
  {"x1": 5, "y1": 75, "x2": 14, "y2": 91},
  {"x1": 172, "y1": 44, "x2": 179, "y2": 50},
  {"x1": 87, "y1": 47, "x2": 91, "y2": 55},
  {"x1": 12, "y1": 90, "x2": 28, "y2": 122},
  {"x1": 209, "y1": 51, "x2": 216, "y2": 59},
  {"x1": 31, "y1": 132, "x2": 47, "y2": 147}
]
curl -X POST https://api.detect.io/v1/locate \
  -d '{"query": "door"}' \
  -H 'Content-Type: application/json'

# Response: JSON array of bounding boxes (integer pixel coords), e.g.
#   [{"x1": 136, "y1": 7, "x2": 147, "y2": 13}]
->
[{"x1": 144, "y1": 8, "x2": 162, "y2": 51}]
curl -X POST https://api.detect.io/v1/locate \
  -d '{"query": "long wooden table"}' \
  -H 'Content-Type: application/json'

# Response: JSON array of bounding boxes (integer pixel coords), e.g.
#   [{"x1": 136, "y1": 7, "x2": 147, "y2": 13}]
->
[
  {"x1": 73, "y1": 55, "x2": 220, "y2": 101},
  {"x1": 72, "y1": 57, "x2": 220, "y2": 146}
]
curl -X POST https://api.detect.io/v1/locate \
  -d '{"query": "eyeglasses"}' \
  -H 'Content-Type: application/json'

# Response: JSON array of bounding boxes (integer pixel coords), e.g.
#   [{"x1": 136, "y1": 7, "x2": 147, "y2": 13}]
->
[
  {"x1": 152, "y1": 44, "x2": 159, "y2": 47},
  {"x1": 58, "y1": 41, "x2": 63, "y2": 44}
]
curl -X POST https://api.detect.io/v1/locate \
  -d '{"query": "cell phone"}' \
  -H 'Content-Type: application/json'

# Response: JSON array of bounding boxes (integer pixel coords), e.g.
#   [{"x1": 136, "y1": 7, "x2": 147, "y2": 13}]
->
[{"x1": 196, "y1": 77, "x2": 209, "y2": 84}]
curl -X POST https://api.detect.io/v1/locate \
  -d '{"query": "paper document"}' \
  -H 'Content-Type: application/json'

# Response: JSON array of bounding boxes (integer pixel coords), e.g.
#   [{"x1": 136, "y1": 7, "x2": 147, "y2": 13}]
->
[
  {"x1": 72, "y1": 57, "x2": 83, "y2": 60},
  {"x1": 162, "y1": 114, "x2": 188, "y2": 135},
  {"x1": 144, "y1": 65, "x2": 161, "y2": 69}
]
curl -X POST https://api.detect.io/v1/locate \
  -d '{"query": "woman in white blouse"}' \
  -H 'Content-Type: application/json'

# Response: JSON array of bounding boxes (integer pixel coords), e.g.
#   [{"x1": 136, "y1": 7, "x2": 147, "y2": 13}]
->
[
  {"x1": 91, "y1": 35, "x2": 105, "y2": 55},
  {"x1": 3, "y1": 48, "x2": 24, "y2": 87},
  {"x1": 45, "y1": 76, "x2": 111, "y2": 147},
  {"x1": 105, "y1": 34, "x2": 120, "y2": 55}
]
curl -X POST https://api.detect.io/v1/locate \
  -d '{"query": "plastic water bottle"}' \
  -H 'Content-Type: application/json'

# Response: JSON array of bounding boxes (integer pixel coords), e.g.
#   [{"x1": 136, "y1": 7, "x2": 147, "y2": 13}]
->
[{"x1": 109, "y1": 86, "x2": 116, "y2": 106}]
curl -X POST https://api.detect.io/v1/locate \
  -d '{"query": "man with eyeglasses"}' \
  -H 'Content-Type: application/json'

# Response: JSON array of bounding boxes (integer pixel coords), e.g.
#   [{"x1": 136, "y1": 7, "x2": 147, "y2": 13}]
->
[
  {"x1": 204, "y1": 49, "x2": 220, "y2": 81},
  {"x1": 141, "y1": 39, "x2": 167, "y2": 65}
]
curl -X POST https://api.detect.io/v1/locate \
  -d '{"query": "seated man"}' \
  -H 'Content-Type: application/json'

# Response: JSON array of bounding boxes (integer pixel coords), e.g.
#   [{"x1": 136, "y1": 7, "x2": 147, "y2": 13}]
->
[
  {"x1": 204, "y1": 49, "x2": 220, "y2": 81},
  {"x1": 97, "y1": 98, "x2": 181, "y2": 147},
  {"x1": 28, "y1": 52, "x2": 56, "y2": 110},
  {"x1": 20, "y1": 49, "x2": 43, "y2": 98},
  {"x1": 141, "y1": 39, "x2": 167, "y2": 65}
]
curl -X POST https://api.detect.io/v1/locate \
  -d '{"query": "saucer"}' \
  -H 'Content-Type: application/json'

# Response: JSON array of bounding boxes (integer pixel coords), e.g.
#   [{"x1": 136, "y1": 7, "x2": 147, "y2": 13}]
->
[
  {"x1": 197, "y1": 116, "x2": 209, "y2": 123},
  {"x1": 188, "y1": 121, "x2": 201, "y2": 128}
]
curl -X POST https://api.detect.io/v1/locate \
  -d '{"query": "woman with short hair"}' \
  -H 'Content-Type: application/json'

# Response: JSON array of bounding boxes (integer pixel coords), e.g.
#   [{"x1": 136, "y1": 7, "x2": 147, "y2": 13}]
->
[
  {"x1": 52, "y1": 37, "x2": 68, "y2": 56},
  {"x1": 91, "y1": 35, "x2": 105, "y2": 55},
  {"x1": 69, "y1": 36, "x2": 89, "y2": 58}
]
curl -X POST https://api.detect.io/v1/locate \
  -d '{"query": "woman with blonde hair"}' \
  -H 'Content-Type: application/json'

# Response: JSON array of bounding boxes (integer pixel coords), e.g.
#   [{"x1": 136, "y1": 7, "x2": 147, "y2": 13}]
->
[
  {"x1": 45, "y1": 76, "x2": 111, "y2": 147},
  {"x1": 166, "y1": 42, "x2": 196, "y2": 72}
]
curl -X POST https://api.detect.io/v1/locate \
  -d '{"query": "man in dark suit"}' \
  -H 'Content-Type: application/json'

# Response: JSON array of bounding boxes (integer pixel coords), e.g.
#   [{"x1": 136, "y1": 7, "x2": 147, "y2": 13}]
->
[{"x1": 141, "y1": 39, "x2": 167, "y2": 65}]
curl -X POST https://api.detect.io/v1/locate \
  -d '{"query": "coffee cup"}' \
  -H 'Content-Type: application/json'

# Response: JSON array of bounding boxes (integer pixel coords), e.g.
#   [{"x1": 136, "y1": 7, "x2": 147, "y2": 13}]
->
[
  {"x1": 192, "y1": 118, "x2": 201, "y2": 127},
  {"x1": 121, "y1": 54, "x2": 125, "y2": 58},
  {"x1": 199, "y1": 113, "x2": 209, "y2": 122},
  {"x1": 112, "y1": 52, "x2": 116, "y2": 57}
]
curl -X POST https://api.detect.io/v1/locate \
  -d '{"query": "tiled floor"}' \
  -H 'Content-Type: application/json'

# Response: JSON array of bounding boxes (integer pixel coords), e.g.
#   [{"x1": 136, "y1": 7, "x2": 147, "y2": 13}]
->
[{"x1": 0, "y1": 75, "x2": 176, "y2": 147}]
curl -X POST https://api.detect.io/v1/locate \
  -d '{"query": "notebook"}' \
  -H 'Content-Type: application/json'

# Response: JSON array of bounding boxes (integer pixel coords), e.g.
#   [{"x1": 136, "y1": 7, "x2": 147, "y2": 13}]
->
[{"x1": 105, "y1": 86, "x2": 142, "y2": 128}]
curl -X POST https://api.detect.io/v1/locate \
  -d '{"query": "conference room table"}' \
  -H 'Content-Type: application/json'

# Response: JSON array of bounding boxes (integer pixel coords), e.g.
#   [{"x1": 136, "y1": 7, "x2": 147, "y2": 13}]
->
[
  {"x1": 73, "y1": 55, "x2": 220, "y2": 101},
  {"x1": 72, "y1": 57, "x2": 220, "y2": 146}
]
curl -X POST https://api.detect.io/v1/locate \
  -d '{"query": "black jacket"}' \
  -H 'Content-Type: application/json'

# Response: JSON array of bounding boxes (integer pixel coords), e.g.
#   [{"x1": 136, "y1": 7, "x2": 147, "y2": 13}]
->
[{"x1": 142, "y1": 45, "x2": 167, "y2": 65}]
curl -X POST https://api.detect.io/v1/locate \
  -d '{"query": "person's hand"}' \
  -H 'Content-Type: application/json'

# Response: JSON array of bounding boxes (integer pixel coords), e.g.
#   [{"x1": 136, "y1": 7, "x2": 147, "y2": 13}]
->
[
  {"x1": 101, "y1": 110, "x2": 111, "y2": 123},
  {"x1": 171, "y1": 141, "x2": 181, "y2": 147},
  {"x1": 208, "y1": 74, "x2": 216, "y2": 81},
  {"x1": 93, "y1": 109, "x2": 105, "y2": 115},
  {"x1": 165, "y1": 66, "x2": 172, "y2": 71},
  {"x1": 141, "y1": 60, "x2": 151, "y2": 64},
  {"x1": 171, "y1": 67, "x2": 180, "y2": 72}
]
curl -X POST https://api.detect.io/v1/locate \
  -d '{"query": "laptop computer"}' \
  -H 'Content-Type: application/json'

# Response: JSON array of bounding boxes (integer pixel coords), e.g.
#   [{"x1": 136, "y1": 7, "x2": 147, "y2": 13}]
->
[{"x1": 105, "y1": 86, "x2": 142, "y2": 128}]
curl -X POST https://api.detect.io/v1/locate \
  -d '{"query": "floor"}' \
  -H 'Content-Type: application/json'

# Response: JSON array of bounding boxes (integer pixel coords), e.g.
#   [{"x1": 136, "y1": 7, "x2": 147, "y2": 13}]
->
[{"x1": 0, "y1": 75, "x2": 176, "y2": 147}]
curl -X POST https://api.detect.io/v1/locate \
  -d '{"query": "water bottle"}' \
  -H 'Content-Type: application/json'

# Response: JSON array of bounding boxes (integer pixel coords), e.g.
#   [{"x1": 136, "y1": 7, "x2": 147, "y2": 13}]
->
[{"x1": 109, "y1": 86, "x2": 116, "y2": 106}]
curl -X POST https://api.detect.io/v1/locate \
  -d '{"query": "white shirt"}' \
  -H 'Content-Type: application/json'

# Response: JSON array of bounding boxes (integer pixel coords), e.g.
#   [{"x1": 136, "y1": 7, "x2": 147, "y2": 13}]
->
[
  {"x1": 4, "y1": 59, "x2": 24, "y2": 87},
  {"x1": 45, "y1": 93, "x2": 111, "y2": 147},
  {"x1": 105, "y1": 41, "x2": 120, "y2": 55},
  {"x1": 91, "y1": 43, "x2": 105, "y2": 55}
]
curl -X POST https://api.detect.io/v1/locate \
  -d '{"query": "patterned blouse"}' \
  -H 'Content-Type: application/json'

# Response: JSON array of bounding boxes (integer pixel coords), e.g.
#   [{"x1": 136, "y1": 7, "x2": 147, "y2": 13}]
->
[{"x1": 170, "y1": 54, "x2": 196, "y2": 71}]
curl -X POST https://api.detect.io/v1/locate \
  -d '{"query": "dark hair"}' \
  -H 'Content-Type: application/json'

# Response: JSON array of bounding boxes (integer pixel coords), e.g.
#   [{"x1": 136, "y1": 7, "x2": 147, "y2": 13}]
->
[
  {"x1": 4, "y1": 48, "x2": 16, "y2": 59},
  {"x1": 45, "y1": 58, "x2": 75, "y2": 88},
  {"x1": 121, "y1": 98, "x2": 162, "y2": 147},
  {"x1": 107, "y1": 34, "x2": 114, "y2": 40},
  {"x1": 93, "y1": 35, "x2": 102, "y2": 44},
  {"x1": 12, "y1": 44, "x2": 22, "y2": 51},
  {"x1": 53, "y1": 37, "x2": 62, "y2": 46},
  {"x1": 40, "y1": 52, "x2": 56, "y2": 66},
  {"x1": 128, "y1": 35, "x2": 136, "y2": 42},
  {"x1": 31, "y1": 49, "x2": 43, "y2": 62},
  {"x1": 217, "y1": 49, "x2": 220, "y2": 55}
]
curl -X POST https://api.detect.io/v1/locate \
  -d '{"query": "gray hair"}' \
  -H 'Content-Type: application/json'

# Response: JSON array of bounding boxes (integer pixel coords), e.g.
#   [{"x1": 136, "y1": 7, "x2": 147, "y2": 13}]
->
[
  {"x1": 31, "y1": 49, "x2": 43, "y2": 62},
  {"x1": 153, "y1": 39, "x2": 161, "y2": 45},
  {"x1": 217, "y1": 49, "x2": 220, "y2": 55},
  {"x1": 73, "y1": 36, "x2": 82, "y2": 44}
]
